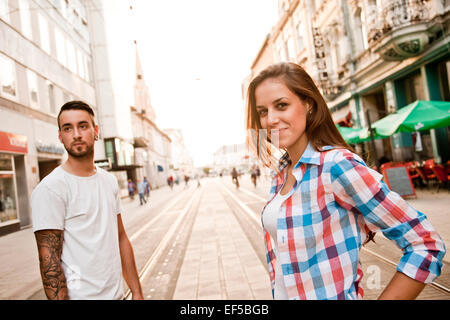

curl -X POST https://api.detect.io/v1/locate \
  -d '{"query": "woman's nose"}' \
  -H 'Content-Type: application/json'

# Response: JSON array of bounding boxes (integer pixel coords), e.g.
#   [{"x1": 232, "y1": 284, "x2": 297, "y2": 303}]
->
[{"x1": 267, "y1": 110, "x2": 280, "y2": 126}]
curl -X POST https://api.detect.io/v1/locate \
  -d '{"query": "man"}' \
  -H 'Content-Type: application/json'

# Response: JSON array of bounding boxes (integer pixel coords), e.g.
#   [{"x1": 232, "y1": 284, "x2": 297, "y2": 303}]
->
[
  {"x1": 31, "y1": 101, "x2": 143, "y2": 300},
  {"x1": 143, "y1": 177, "x2": 150, "y2": 200},
  {"x1": 137, "y1": 178, "x2": 147, "y2": 206}
]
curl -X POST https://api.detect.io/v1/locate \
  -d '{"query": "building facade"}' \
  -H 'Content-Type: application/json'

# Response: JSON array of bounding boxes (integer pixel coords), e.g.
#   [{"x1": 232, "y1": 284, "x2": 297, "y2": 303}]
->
[
  {"x1": 87, "y1": 0, "x2": 171, "y2": 194},
  {"x1": 163, "y1": 128, "x2": 194, "y2": 179},
  {"x1": 0, "y1": 0, "x2": 95, "y2": 235},
  {"x1": 213, "y1": 143, "x2": 258, "y2": 174},
  {"x1": 245, "y1": 0, "x2": 450, "y2": 165},
  {"x1": 132, "y1": 42, "x2": 172, "y2": 189},
  {"x1": 87, "y1": 0, "x2": 139, "y2": 197},
  {"x1": 0, "y1": 0, "x2": 172, "y2": 235}
]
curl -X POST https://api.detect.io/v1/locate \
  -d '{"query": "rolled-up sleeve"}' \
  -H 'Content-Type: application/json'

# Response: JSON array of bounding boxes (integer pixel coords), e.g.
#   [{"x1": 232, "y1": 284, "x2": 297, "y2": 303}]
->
[{"x1": 329, "y1": 152, "x2": 446, "y2": 283}]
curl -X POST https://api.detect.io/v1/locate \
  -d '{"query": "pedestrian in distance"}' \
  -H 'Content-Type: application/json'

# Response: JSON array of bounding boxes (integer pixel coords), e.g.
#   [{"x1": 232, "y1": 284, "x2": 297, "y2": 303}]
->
[
  {"x1": 246, "y1": 62, "x2": 446, "y2": 300},
  {"x1": 143, "y1": 176, "x2": 150, "y2": 201},
  {"x1": 128, "y1": 179, "x2": 135, "y2": 200},
  {"x1": 31, "y1": 101, "x2": 143, "y2": 300},
  {"x1": 231, "y1": 167, "x2": 239, "y2": 189},
  {"x1": 167, "y1": 175, "x2": 174, "y2": 190},
  {"x1": 137, "y1": 178, "x2": 147, "y2": 206},
  {"x1": 251, "y1": 165, "x2": 258, "y2": 188}
]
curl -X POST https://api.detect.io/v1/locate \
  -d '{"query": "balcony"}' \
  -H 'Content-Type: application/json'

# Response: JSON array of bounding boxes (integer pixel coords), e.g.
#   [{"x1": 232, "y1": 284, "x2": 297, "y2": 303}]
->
[{"x1": 368, "y1": 0, "x2": 444, "y2": 61}]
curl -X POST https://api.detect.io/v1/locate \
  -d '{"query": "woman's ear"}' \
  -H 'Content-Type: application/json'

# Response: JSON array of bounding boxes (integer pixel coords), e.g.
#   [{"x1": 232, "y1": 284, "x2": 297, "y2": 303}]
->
[{"x1": 304, "y1": 97, "x2": 314, "y2": 114}]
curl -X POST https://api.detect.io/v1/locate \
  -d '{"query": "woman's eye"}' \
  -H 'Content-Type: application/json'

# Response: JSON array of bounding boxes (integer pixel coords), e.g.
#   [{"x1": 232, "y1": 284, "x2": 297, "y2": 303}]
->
[
  {"x1": 257, "y1": 109, "x2": 267, "y2": 116},
  {"x1": 277, "y1": 102, "x2": 287, "y2": 109}
]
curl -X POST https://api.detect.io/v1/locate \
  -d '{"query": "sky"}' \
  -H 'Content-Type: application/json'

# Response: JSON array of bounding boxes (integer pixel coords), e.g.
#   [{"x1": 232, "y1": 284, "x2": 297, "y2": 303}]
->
[{"x1": 130, "y1": 0, "x2": 279, "y2": 167}]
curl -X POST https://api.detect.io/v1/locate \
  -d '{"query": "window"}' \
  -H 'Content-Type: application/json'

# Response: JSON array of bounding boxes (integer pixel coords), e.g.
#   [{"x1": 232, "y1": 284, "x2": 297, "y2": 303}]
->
[
  {"x1": 297, "y1": 23, "x2": 304, "y2": 51},
  {"x1": 66, "y1": 40, "x2": 77, "y2": 73},
  {"x1": 276, "y1": 41, "x2": 287, "y2": 62},
  {"x1": 354, "y1": 7, "x2": 368, "y2": 53},
  {"x1": 47, "y1": 81, "x2": 56, "y2": 114},
  {"x1": 360, "y1": 8, "x2": 369, "y2": 50},
  {"x1": 0, "y1": 54, "x2": 17, "y2": 99},
  {"x1": 27, "y1": 69, "x2": 39, "y2": 108},
  {"x1": 76, "y1": 49, "x2": 85, "y2": 79},
  {"x1": 0, "y1": 0, "x2": 9, "y2": 23},
  {"x1": 0, "y1": 154, "x2": 18, "y2": 223},
  {"x1": 84, "y1": 56, "x2": 91, "y2": 82},
  {"x1": 55, "y1": 28, "x2": 67, "y2": 66},
  {"x1": 286, "y1": 36, "x2": 295, "y2": 61},
  {"x1": 38, "y1": 13, "x2": 51, "y2": 54},
  {"x1": 19, "y1": 0, "x2": 32, "y2": 39}
]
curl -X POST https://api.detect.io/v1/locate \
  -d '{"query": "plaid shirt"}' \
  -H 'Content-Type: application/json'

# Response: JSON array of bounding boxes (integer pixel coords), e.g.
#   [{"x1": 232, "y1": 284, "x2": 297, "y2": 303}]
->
[{"x1": 262, "y1": 143, "x2": 446, "y2": 300}]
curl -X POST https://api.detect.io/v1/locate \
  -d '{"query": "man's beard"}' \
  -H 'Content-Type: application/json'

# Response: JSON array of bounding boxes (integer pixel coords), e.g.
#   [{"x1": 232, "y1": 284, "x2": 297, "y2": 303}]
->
[{"x1": 65, "y1": 142, "x2": 94, "y2": 159}]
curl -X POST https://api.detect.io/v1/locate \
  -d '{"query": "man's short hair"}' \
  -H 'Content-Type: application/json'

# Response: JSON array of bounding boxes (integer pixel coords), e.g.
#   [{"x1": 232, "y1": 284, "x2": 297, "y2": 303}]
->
[{"x1": 57, "y1": 101, "x2": 96, "y2": 129}]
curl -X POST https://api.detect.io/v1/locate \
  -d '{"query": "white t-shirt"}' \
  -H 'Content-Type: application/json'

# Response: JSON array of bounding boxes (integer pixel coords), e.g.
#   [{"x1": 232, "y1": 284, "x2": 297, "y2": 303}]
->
[
  {"x1": 262, "y1": 189, "x2": 290, "y2": 300},
  {"x1": 31, "y1": 166, "x2": 124, "y2": 300}
]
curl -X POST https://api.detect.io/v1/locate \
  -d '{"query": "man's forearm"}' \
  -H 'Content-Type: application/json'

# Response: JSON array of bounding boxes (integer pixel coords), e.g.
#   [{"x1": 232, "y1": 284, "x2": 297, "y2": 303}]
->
[
  {"x1": 35, "y1": 230, "x2": 69, "y2": 300},
  {"x1": 119, "y1": 235, "x2": 143, "y2": 299}
]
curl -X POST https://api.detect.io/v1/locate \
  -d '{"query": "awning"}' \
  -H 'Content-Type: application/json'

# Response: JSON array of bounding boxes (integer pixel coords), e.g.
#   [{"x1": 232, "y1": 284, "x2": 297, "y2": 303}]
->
[
  {"x1": 360, "y1": 100, "x2": 450, "y2": 138},
  {"x1": 0, "y1": 131, "x2": 28, "y2": 154},
  {"x1": 336, "y1": 125, "x2": 374, "y2": 144}
]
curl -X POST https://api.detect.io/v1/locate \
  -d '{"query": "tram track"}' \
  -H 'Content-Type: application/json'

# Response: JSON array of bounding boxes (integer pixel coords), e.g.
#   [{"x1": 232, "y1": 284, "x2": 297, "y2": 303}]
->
[
  {"x1": 124, "y1": 187, "x2": 203, "y2": 299},
  {"x1": 220, "y1": 179, "x2": 450, "y2": 299}
]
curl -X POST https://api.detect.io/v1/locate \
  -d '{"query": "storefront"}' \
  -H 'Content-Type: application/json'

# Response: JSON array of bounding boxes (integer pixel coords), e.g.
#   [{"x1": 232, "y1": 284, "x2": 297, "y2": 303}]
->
[
  {"x1": 104, "y1": 137, "x2": 142, "y2": 197},
  {"x1": 0, "y1": 131, "x2": 28, "y2": 236}
]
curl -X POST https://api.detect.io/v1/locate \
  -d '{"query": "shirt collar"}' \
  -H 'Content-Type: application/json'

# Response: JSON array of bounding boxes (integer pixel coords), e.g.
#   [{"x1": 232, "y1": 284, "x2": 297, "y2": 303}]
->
[{"x1": 278, "y1": 142, "x2": 334, "y2": 172}]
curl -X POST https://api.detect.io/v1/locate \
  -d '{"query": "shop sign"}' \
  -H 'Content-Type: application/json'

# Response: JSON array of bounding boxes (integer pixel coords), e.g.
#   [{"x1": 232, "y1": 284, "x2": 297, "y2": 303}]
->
[
  {"x1": 35, "y1": 141, "x2": 65, "y2": 155},
  {"x1": 312, "y1": 27, "x2": 329, "y2": 83},
  {"x1": 0, "y1": 131, "x2": 28, "y2": 154}
]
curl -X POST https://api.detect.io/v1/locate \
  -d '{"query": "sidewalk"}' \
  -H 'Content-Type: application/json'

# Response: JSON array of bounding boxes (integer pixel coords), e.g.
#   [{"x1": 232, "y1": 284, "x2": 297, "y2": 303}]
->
[{"x1": 172, "y1": 181, "x2": 272, "y2": 299}]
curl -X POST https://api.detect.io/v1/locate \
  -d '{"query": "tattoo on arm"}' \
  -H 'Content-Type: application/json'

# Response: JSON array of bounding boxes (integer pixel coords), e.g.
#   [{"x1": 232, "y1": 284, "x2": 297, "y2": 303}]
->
[{"x1": 35, "y1": 230, "x2": 69, "y2": 300}]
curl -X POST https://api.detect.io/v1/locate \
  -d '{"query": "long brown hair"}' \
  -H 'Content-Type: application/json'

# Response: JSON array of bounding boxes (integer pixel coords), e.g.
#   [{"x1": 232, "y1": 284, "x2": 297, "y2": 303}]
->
[
  {"x1": 246, "y1": 62, "x2": 353, "y2": 169},
  {"x1": 246, "y1": 62, "x2": 375, "y2": 244}
]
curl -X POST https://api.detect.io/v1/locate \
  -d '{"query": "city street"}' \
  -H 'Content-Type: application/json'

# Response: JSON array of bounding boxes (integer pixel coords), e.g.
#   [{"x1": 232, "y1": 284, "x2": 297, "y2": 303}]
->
[{"x1": 0, "y1": 176, "x2": 449, "y2": 300}]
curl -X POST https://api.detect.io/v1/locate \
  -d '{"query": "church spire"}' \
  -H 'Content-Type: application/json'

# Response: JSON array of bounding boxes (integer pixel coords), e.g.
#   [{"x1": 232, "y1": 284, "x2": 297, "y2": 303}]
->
[
  {"x1": 133, "y1": 40, "x2": 156, "y2": 121},
  {"x1": 135, "y1": 40, "x2": 144, "y2": 80}
]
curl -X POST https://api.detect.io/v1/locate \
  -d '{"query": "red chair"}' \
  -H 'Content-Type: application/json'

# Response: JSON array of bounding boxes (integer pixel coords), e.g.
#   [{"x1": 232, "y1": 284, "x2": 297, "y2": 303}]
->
[
  {"x1": 423, "y1": 159, "x2": 438, "y2": 186},
  {"x1": 446, "y1": 161, "x2": 450, "y2": 181},
  {"x1": 405, "y1": 161, "x2": 422, "y2": 187},
  {"x1": 414, "y1": 163, "x2": 430, "y2": 187},
  {"x1": 429, "y1": 161, "x2": 449, "y2": 192}
]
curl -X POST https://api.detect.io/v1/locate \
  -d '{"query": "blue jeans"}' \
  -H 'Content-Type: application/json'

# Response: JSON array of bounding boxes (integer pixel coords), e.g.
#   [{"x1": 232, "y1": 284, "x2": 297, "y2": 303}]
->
[{"x1": 139, "y1": 193, "x2": 147, "y2": 205}]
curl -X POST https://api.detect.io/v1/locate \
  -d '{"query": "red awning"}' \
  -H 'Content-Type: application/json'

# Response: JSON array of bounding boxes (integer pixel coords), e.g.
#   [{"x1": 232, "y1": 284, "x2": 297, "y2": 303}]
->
[{"x1": 0, "y1": 131, "x2": 28, "y2": 154}]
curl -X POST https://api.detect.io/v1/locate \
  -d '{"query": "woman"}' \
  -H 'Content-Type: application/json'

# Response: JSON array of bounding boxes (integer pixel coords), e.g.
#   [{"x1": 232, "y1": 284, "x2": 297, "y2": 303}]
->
[{"x1": 246, "y1": 62, "x2": 445, "y2": 300}]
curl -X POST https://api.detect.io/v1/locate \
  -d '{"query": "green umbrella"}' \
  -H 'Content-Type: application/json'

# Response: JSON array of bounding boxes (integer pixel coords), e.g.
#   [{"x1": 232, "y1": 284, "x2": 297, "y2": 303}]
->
[
  {"x1": 369, "y1": 100, "x2": 450, "y2": 136},
  {"x1": 336, "y1": 124, "x2": 373, "y2": 144}
]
